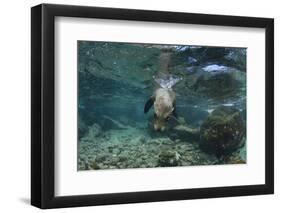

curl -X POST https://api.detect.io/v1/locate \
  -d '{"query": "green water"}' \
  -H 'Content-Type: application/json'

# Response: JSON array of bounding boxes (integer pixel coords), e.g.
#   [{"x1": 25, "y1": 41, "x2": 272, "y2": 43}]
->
[{"x1": 78, "y1": 41, "x2": 246, "y2": 170}]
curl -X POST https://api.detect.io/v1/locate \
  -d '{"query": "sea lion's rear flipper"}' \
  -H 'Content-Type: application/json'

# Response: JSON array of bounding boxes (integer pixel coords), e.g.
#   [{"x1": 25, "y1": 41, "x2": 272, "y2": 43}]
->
[
  {"x1": 153, "y1": 74, "x2": 182, "y2": 89},
  {"x1": 144, "y1": 97, "x2": 155, "y2": 113}
]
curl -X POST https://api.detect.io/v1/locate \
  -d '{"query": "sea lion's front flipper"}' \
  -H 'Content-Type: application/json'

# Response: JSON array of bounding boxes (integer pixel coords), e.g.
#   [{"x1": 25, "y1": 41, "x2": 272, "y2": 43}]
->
[{"x1": 144, "y1": 96, "x2": 155, "y2": 113}]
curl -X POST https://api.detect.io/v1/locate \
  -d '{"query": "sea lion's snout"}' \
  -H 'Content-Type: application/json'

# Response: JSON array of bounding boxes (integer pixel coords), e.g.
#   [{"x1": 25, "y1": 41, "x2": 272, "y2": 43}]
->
[
  {"x1": 154, "y1": 120, "x2": 166, "y2": 131},
  {"x1": 154, "y1": 124, "x2": 165, "y2": 131},
  {"x1": 153, "y1": 113, "x2": 169, "y2": 131}
]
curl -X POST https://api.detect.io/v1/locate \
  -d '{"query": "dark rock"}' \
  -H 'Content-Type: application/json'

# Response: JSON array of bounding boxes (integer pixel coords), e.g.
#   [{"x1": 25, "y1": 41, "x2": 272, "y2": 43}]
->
[
  {"x1": 158, "y1": 150, "x2": 181, "y2": 167},
  {"x1": 83, "y1": 123, "x2": 101, "y2": 141},
  {"x1": 199, "y1": 106, "x2": 245, "y2": 158},
  {"x1": 118, "y1": 155, "x2": 128, "y2": 162},
  {"x1": 173, "y1": 46, "x2": 246, "y2": 72},
  {"x1": 95, "y1": 154, "x2": 107, "y2": 162},
  {"x1": 223, "y1": 48, "x2": 246, "y2": 72},
  {"x1": 191, "y1": 69, "x2": 243, "y2": 99},
  {"x1": 90, "y1": 160, "x2": 100, "y2": 170},
  {"x1": 78, "y1": 116, "x2": 88, "y2": 139}
]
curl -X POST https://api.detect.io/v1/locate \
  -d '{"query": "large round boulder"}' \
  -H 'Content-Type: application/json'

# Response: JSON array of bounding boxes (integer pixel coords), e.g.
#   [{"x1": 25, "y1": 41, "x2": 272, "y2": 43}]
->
[{"x1": 199, "y1": 106, "x2": 245, "y2": 158}]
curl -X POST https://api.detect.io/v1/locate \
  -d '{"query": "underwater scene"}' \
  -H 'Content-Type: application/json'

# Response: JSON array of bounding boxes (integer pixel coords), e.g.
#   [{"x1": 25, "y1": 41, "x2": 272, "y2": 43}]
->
[{"x1": 78, "y1": 41, "x2": 246, "y2": 171}]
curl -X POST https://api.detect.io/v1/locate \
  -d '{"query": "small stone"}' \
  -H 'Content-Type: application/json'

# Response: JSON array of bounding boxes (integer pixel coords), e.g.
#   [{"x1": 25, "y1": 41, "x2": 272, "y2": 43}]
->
[{"x1": 158, "y1": 150, "x2": 181, "y2": 167}]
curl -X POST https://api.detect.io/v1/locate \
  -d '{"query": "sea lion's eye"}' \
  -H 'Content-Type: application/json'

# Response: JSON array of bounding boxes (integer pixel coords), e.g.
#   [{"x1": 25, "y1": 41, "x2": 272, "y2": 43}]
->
[{"x1": 165, "y1": 116, "x2": 170, "y2": 121}]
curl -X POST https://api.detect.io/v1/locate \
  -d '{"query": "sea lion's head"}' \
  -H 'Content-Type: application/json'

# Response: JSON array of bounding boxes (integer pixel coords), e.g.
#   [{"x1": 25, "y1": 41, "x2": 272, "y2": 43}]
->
[
  {"x1": 153, "y1": 101, "x2": 174, "y2": 131},
  {"x1": 144, "y1": 88, "x2": 177, "y2": 131}
]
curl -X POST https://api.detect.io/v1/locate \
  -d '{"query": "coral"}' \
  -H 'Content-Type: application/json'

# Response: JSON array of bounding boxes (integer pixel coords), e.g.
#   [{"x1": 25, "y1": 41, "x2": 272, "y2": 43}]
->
[
  {"x1": 158, "y1": 150, "x2": 181, "y2": 167},
  {"x1": 199, "y1": 106, "x2": 245, "y2": 158}
]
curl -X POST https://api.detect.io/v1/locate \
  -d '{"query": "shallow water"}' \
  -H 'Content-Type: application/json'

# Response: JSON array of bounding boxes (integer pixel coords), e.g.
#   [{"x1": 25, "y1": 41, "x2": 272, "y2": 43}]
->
[{"x1": 78, "y1": 41, "x2": 246, "y2": 170}]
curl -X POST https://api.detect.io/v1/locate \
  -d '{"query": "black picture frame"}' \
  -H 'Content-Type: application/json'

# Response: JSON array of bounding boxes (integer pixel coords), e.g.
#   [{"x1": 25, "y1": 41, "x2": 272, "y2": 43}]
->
[{"x1": 31, "y1": 3, "x2": 274, "y2": 209}]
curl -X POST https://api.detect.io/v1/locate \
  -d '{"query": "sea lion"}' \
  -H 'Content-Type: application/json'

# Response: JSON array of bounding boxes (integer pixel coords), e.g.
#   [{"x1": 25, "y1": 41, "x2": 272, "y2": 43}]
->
[
  {"x1": 144, "y1": 48, "x2": 181, "y2": 131},
  {"x1": 144, "y1": 87, "x2": 177, "y2": 131}
]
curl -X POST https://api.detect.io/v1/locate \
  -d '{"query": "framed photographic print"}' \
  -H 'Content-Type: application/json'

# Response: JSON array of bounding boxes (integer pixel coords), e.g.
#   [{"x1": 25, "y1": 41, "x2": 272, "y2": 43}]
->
[{"x1": 31, "y1": 3, "x2": 274, "y2": 209}]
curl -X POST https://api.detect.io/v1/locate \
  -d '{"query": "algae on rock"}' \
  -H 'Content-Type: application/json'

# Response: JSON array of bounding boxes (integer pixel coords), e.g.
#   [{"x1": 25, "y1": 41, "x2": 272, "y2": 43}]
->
[
  {"x1": 199, "y1": 106, "x2": 245, "y2": 158},
  {"x1": 158, "y1": 150, "x2": 181, "y2": 167}
]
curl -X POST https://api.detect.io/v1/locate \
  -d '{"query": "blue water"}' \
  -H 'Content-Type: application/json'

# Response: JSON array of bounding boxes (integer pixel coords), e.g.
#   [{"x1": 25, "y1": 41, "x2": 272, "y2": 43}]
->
[{"x1": 78, "y1": 41, "x2": 246, "y2": 170}]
